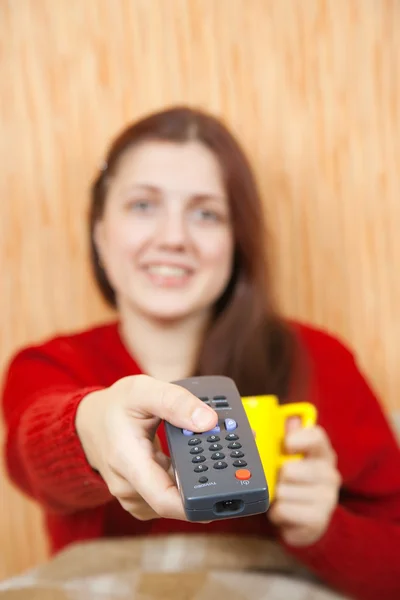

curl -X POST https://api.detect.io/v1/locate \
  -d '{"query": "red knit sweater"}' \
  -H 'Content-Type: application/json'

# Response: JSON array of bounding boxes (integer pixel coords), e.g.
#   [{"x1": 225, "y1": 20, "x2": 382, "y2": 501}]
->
[{"x1": 2, "y1": 321, "x2": 400, "y2": 599}]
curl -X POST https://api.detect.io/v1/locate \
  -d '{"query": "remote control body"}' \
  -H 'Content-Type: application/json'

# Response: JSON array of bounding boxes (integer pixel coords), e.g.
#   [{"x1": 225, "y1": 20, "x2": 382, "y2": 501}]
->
[{"x1": 164, "y1": 376, "x2": 269, "y2": 522}]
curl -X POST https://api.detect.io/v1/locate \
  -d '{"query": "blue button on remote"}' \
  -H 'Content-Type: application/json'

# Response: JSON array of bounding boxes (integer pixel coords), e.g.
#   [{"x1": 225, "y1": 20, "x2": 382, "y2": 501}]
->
[
  {"x1": 205, "y1": 424, "x2": 221, "y2": 435},
  {"x1": 225, "y1": 418, "x2": 237, "y2": 431}
]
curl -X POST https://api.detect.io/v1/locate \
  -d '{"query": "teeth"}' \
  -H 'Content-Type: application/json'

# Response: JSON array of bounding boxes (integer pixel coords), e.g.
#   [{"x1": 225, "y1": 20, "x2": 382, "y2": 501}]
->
[{"x1": 146, "y1": 265, "x2": 189, "y2": 277}]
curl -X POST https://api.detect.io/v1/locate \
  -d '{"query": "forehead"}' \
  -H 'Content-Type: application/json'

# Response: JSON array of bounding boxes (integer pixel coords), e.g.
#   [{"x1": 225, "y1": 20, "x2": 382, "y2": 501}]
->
[{"x1": 113, "y1": 140, "x2": 226, "y2": 196}]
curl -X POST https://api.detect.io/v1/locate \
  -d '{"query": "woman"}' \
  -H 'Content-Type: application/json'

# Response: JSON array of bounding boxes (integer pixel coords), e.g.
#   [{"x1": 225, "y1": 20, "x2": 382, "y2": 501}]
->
[{"x1": 2, "y1": 106, "x2": 400, "y2": 599}]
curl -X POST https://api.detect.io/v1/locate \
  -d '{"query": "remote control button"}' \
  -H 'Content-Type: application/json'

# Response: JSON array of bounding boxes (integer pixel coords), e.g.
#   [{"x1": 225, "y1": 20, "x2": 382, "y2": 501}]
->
[
  {"x1": 183, "y1": 429, "x2": 194, "y2": 436},
  {"x1": 211, "y1": 452, "x2": 225, "y2": 460},
  {"x1": 205, "y1": 424, "x2": 221, "y2": 435},
  {"x1": 208, "y1": 443, "x2": 223, "y2": 452},
  {"x1": 198, "y1": 476, "x2": 208, "y2": 483},
  {"x1": 194, "y1": 464, "x2": 208, "y2": 473},
  {"x1": 199, "y1": 396, "x2": 209, "y2": 402},
  {"x1": 225, "y1": 418, "x2": 237, "y2": 432},
  {"x1": 233, "y1": 459, "x2": 247, "y2": 467},
  {"x1": 213, "y1": 395, "x2": 227, "y2": 400},
  {"x1": 190, "y1": 446, "x2": 204, "y2": 454},
  {"x1": 212, "y1": 399, "x2": 229, "y2": 408},
  {"x1": 213, "y1": 461, "x2": 228, "y2": 470},
  {"x1": 225, "y1": 433, "x2": 239, "y2": 441},
  {"x1": 235, "y1": 469, "x2": 251, "y2": 481},
  {"x1": 207, "y1": 435, "x2": 220, "y2": 443},
  {"x1": 230, "y1": 450, "x2": 245, "y2": 458},
  {"x1": 228, "y1": 442, "x2": 242, "y2": 450},
  {"x1": 192, "y1": 455, "x2": 206, "y2": 463},
  {"x1": 188, "y1": 437, "x2": 202, "y2": 446}
]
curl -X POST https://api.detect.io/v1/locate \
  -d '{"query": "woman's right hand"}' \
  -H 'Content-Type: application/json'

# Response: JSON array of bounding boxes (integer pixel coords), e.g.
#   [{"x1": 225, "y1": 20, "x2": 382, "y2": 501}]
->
[{"x1": 75, "y1": 375, "x2": 218, "y2": 521}]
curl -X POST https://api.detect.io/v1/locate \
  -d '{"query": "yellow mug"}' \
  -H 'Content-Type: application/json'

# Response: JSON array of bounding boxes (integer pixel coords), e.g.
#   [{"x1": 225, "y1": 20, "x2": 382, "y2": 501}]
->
[{"x1": 242, "y1": 395, "x2": 317, "y2": 501}]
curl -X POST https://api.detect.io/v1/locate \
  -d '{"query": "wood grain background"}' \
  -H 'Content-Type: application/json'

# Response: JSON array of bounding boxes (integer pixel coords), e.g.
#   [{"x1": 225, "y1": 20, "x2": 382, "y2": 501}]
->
[{"x1": 1, "y1": 0, "x2": 399, "y2": 580}]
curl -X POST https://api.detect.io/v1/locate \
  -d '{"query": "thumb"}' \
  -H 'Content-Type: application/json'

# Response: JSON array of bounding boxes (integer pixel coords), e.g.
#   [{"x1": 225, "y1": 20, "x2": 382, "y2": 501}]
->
[
  {"x1": 126, "y1": 375, "x2": 218, "y2": 432},
  {"x1": 284, "y1": 416, "x2": 303, "y2": 454},
  {"x1": 285, "y1": 416, "x2": 303, "y2": 434}
]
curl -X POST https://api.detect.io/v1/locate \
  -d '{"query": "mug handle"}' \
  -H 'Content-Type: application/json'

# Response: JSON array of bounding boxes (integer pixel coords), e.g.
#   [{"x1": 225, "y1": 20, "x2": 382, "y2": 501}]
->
[{"x1": 277, "y1": 402, "x2": 318, "y2": 466}]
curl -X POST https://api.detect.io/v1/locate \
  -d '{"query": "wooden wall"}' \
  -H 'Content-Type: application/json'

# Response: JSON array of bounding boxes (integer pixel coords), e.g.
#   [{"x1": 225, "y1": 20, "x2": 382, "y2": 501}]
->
[{"x1": 1, "y1": 0, "x2": 399, "y2": 580}]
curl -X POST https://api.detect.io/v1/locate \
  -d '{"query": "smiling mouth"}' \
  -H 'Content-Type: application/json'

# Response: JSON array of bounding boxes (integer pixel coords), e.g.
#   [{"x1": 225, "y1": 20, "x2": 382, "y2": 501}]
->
[
  {"x1": 141, "y1": 264, "x2": 195, "y2": 287},
  {"x1": 144, "y1": 264, "x2": 193, "y2": 277}
]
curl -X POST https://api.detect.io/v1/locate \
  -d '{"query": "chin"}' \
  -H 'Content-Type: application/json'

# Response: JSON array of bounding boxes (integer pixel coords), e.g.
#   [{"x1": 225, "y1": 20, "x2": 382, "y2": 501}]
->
[
  {"x1": 137, "y1": 300, "x2": 210, "y2": 324},
  {"x1": 144, "y1": 310, "x2": 196, "y2": 324}
]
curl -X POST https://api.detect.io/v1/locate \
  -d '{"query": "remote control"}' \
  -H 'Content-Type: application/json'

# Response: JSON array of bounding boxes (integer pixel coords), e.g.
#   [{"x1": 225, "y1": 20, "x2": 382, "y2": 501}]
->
[{"x1": 164, "y1": 375, "x2": 269, "y2": 522}]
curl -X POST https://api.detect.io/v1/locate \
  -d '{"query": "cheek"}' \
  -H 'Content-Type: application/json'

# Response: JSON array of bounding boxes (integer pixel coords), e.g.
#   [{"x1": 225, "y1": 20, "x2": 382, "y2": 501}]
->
[
  {"x1": 199, "y1": 233, "x2": 234, "y2": 275},
  {"x1": 104, "y1": 219, "x2": 151, "y2": 261}
]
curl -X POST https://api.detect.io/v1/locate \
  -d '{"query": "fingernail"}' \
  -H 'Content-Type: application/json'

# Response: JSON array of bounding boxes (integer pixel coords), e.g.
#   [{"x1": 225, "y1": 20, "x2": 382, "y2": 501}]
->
[
  {"x1": 155, "y1": 451, "x2": 170, "y2": 467},
  {"x1": 191, "y1": 406, "x2": 215, "y2": 430},
  {"x1": 285, "y1": 416, "x2": 302, "y2": 434}
]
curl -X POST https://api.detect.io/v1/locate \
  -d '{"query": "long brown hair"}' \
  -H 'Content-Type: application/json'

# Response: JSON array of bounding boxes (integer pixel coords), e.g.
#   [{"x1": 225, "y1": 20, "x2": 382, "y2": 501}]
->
[{"x1": 89, "y1": 106, "x2": 302, "y2": 399}]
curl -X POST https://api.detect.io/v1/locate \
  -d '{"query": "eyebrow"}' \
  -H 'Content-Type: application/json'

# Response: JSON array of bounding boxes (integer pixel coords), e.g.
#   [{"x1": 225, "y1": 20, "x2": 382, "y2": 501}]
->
[
  {"x1": 124, "y1": 184, "x2": 159, "y2": 194},
  {"x1": 121, "y1": 183, "x2": 227, "y2": 202}
]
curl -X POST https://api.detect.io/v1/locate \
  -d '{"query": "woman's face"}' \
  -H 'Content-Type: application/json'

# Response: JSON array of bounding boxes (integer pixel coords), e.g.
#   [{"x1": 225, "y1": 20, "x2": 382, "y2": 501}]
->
[{"x1": 95, "y1": 140, "x2": 234, "y2": 322}]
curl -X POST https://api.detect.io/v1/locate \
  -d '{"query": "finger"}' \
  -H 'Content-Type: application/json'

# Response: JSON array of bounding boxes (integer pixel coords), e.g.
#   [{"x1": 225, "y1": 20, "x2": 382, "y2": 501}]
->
[
  {"x1": 285, "y1": 426, "x2": 336, "y2": 462},
  {"x1": 120, "y1": 499, "x2": 160, "y2": 521},
  {"x1": 269, "y1": 501, "x2": 320, "y2": 528},
  {"x1": 108, "y1": 452, "x2": 173, "y2": 510},
  {"x1": 280, "y1": 524, "x2": 319, "y2": 547},
  {"x1": 107, "y1": 435, "x2": 183, "y2": 518},
  {"x1": 285, "y1": 416, "x2": 302, "y2": 434},
  {"x1": 283, "y1": 417, "x2": 302, "y2": 453},
  {"x1": 280, "y1": 459, "x2": 340, "y2": 486},
  {"x1": 154, "y1": 450, "x2": 171, "y2": 472},
  {"x1": 167, "y1": 463, "x2": 177, "y2": 484},
  {"x1": 275, "y1": 482, "x2": 328, "y2": 504},
  {"x1": 127, "y1": 376, "x2": 218, "y2": 433},
  {"x1": 107, "y1": 474, "x2": 138, "y2": 501},
  {"x1": 128, "y1": 438, "x2": 187, "y2": 520}
]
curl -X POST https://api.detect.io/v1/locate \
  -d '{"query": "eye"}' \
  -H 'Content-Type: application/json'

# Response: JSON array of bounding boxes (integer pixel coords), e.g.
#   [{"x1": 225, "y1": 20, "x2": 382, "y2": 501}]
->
[
  {"x1": 193, "y1": 208, "x2": 222, "y2": 222},
  {"x1": 126, "y1": 199, "x2": 155, "y2": 213}
]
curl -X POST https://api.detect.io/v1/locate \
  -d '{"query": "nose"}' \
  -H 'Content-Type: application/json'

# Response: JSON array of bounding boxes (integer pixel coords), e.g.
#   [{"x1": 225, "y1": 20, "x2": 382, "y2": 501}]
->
[{"x1": 156, "y1": 209, "x2": 188, "y2": 251}]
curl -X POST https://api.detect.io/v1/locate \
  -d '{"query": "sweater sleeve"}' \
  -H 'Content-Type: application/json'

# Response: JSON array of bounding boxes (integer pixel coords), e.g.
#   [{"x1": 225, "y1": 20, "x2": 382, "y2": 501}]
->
[
  {"x1": 281, "y1": 337, "x2": 400, "y2": 600},
  {"x1": 1, "y1": 346, "x2": 114, "y2": 514}
]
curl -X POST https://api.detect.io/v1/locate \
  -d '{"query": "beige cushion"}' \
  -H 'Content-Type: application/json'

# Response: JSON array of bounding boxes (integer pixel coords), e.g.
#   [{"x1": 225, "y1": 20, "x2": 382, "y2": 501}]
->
[{"x1": 0, "y1": 535, "x2": 348, "y2": 599}]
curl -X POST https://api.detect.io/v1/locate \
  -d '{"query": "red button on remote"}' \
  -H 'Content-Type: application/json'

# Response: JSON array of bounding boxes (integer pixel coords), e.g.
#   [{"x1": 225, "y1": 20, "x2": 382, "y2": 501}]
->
[{"x1": 235, "y1": 469, "x2": 251, "y2": 481}]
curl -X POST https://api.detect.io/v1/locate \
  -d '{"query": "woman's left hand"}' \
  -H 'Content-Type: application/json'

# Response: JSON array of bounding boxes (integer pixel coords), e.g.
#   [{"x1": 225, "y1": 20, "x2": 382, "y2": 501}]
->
[{"x1": 269, "y1": 421, "x2": 342, "y2": 547}]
